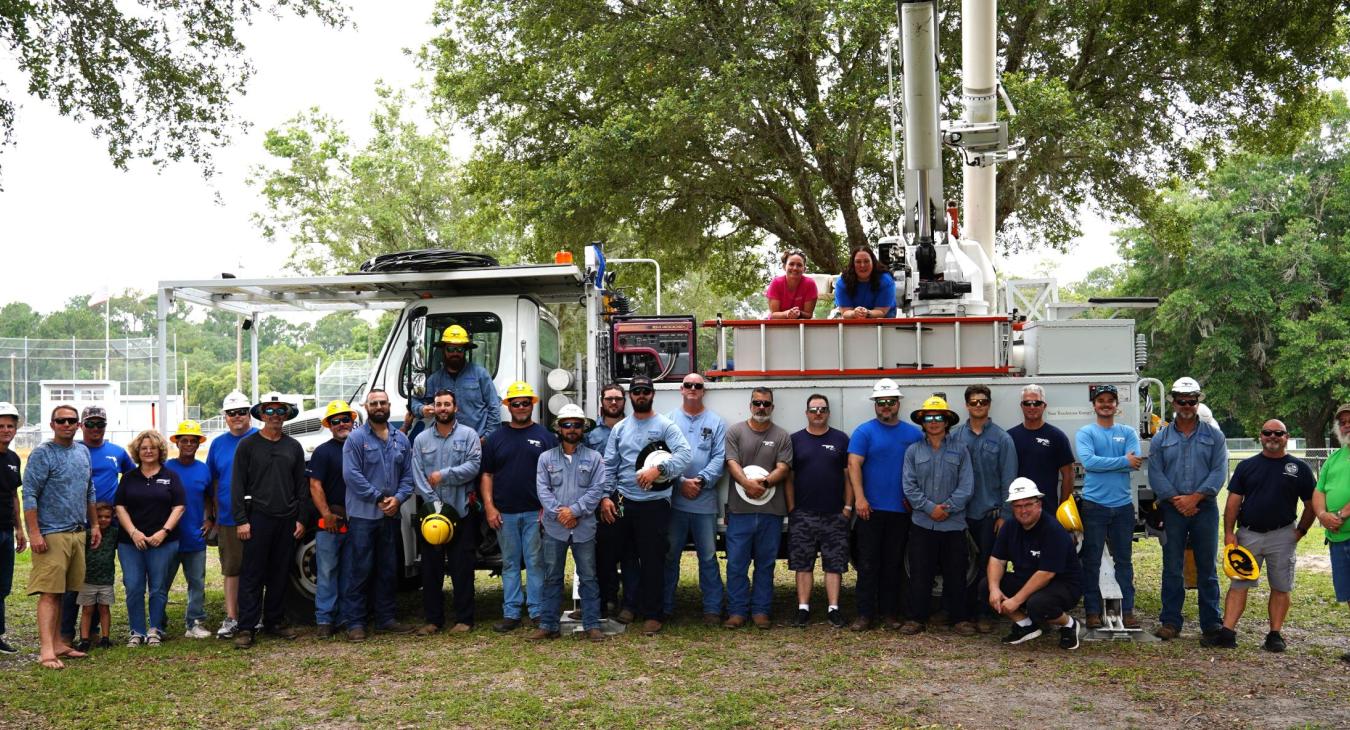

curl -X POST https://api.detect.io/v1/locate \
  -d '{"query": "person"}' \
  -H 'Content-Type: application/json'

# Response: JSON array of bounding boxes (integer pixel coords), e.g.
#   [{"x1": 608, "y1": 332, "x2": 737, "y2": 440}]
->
[
  {"x1": 591, "y1": 383, "x2": 638, "y2": 621},
  {"x1": 949, "y1": 384, "x2": 1017, "y2": 633},
  {"x1": 114, "y1": 429, "x2": 186, "y2": 647},
  {"x1": 1147, "y1": 376, "x2": 1228, "y2": 642},
  {"x1": 901, "y1": 395, "x2": 975, "y2": 635},
  {"x1": 601, "y1": 375, "x2": 692, "y2": 636},
  {"x1": 483, "y1": 381, "x2": 557, "y2": 632},
  {"x1": 786, "y1": 394, "x2": 852, "y2": 629},
  {"x1": 164, "y1": 420, "x2": 213, "y2": 639},
  {"x1": 1007, "y1": 384, "x2": 1075, "y2": 508},
  {"x1": 307, "y1": 401, "x2": 357, "y2": 638},
  {"x1": 723, "y1": 387, "x2": 793, "y2": 630},
  {"x1": 415, "y1": 324, "x2": 501, "y2": 442},
  {"x1": 834, "y1": 247, "x2": 897, "y2": 319},
  {"x1": 23, "y1": 404, "x2": 101, "y2": 670},
  {"x1": 1312, "y1": 402, "x2": 1350, "y2": 663},
  {"x1": 663, "y1": 373, "x2": 726, "y2": 625},
  {"x1": 1209, "y1": 419, "x2": 1316, "y2": 651},
  {"x1": 231, "y1": 393, "x2": 307, "y2": 649},
  {"x1": 1075, "y1": 384, "x2": 1144, "y2": 631},
  {"x1": 533, "y1": 404, "x2": 608, "y2": 641},
  {"x1": 342, "y1": 389, "x2": 417, "y2": 640},
  {"x1": 0, "y1": 401, "x2": 26, "y2": 655},
  {"x1": 206, "y1": 389, "x2": 256, "y2": 639},
  {"x1": 74, "y1": 503, "x2": 117, "y2": 652},
  {"x1": 411, "y1": 389, "x2": 482, "y2": 635},
  {"x1": 847, "y1": 378, "x2": 923, "y2": 631},
  {"x1": 766, "y1": 250, "x2": 818, "y2": 319},
  {"x1": 989, "y1": 478, "x2": 1085, "y2": 650},
  {"x1": 62, "y1": 405, "x2": 133, "y2": 644}
]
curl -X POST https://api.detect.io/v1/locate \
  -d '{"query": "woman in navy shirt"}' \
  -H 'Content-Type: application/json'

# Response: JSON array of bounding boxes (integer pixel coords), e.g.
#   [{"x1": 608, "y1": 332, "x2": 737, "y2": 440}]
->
[
  {"x1": 834, "y1": 247, "x2": 897, "y2": 318},
  {"x1": 114, "y1": 430, "x2": 185, "y2": 647}
]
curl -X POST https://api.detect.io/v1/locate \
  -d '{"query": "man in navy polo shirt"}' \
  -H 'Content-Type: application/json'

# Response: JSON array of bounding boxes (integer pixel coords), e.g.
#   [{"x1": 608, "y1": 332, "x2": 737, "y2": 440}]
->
[
  {"x1": 989, "y1": 478, "x2": 1084, "y2": 650},
  {"x1": 787, "y1": 394, "x2": 852, "y2": 629}
]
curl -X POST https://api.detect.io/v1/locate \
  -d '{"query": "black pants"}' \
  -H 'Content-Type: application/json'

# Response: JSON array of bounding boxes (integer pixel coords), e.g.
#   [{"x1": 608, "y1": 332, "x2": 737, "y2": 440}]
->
[
  {"x1": 854, "y1": 510, "x2": 910, "y2": 619},
  {"x1": 907, "y1": 525, "x2": 969, "y2": 623},
  {"x1": 421, "y1": 510, "x2": 480, "y2": 628},
  {"x1": 238, "y1": 512, "x2": 296, "y2": 631},
  {"x1": 1000, "y1": 573, "x2": 1080, "y2": 623},
  {"x1": 966, "y1": 513, "x2": 999, "y2": 619},
  {"x1": 614, "y1": 497, "x2": 671, "y2": 620},
  {"x1": 596, "y1": 501, "x2": 639, "y2": 614}
]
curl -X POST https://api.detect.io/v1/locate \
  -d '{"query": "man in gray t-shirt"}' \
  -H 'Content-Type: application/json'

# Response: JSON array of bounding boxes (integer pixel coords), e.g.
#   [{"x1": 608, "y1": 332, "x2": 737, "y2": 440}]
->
[{"x1": 723, "y1": 387, "x2": 793, "y2": 628}]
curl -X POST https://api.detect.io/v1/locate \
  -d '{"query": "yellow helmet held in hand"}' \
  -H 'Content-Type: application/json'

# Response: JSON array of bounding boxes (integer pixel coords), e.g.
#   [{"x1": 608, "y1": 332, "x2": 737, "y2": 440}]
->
[
  {"x1": 1223, "y1": 544, "x2": 1260, "y2": 581},
  {"x1": 421, "y1": 513, "x2": 454, "y2": 546},
  {"x1": 1056, "y1": 496, "x2": 1083, "y2": 532},
  {"x1": 170, "y1": 420, "x2": 206, "y2": 443},
  {"x1": 502, "y1": 381, "x2": 539, "y2": 404},
  {"x1": 440, "y1": 325, "x2": 476, "y2": 347}
]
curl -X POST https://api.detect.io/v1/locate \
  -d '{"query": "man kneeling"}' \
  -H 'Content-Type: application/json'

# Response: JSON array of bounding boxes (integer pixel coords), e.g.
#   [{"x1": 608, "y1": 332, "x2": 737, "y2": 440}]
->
[{"x1": 988, "y1": 478, "x2": 1084, "y2": 650}]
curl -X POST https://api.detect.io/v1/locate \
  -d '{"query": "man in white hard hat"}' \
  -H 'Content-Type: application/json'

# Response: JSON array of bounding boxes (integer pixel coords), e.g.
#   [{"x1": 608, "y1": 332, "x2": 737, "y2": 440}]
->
[
  {"x1": 206, "y1": 390, "x2": 256, "y2": 639},
  {"x1": 988, "y1": 478, "x2": 1085, "y2": 649},
  {"x1": 847, "y1": 378, "x2": 923, "y2": 631},
  {"x1": 723, "y1": 387, "x2": 792, "y2": 630},
  {"x1": 0, "y1": 402, "x2": 27, "y2": 655},
  {"x1": 1312, "y1": 402, "x2": 1350, "y2": 664},
  {"x1": 306, "y1": 401, "x2": 358, "y2": 638},
  {"x1": 1147, "y1": 376, "x2": 1228, "y2": 642},
  {"x1": 1076, "y1": 384, "x2": 1143, "y2": 631}
]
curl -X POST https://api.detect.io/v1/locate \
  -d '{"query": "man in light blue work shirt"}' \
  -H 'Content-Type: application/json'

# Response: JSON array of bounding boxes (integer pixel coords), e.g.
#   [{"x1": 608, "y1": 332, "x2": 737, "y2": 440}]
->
[
  {"x1": 1075, "y1": 384, "x2": 1144, "y2": 631},
  {"x1": 1147, "y1": 376, "x2": 1228, "y2": 642},
  {"x1": 416, "y1": 325, "x2": 500, "y2": 442},
  {"x1": 341, "y1": 389, "x2": 416, "y2": 640},
  {"x1": 412, "y1": 389, "x2": 482, "y2": 635},
  {"x1": 662, "y1": 373, "x2": 726, "y2": 624}
]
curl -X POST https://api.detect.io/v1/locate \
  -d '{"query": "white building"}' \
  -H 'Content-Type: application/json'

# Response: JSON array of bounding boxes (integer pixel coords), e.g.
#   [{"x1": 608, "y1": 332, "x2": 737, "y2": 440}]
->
[{"x1": 39, "y1": 379, "x2": 183, "y2": 446}]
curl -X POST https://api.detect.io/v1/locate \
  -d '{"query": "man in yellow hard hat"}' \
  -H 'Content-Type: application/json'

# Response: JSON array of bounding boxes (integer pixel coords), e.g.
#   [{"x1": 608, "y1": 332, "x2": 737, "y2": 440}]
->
[
  {"x1": 307, "y1": 402, "x2": 357, "y2": 638},
  {"x1": 164, "y1": 421, "x2": 213, "y2": 639},
  {"x1": 416, "y1": 325, "x2": 501, "y2": 443}
]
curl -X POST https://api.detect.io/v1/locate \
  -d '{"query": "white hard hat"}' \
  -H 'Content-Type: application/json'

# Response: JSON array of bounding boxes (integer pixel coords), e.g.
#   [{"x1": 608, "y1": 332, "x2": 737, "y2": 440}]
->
[
  {"x1": 1196, "y1": 403, "x2": 1217, "y2": 426},
  {"x1": 736, "y1": 464, "x2": 776, "y2": 506},
  {"x1": 0, "y1": 401, "x2": 19, "y2": 424},
  {"x1": 870, "y1": 378, "x2": 902, "y2": 400},
  {"x1": 1006, "y1": 477, "x2": 1044, "y2": 503},
  {"x1": 1169, "y1": 376, "x2": 1202, "y2": 395},
  {"x1": 551, "y1": 404, "x2": 596, "y2": 433},
  {"x1": 221, "y1": 390, "x2": 251, "y2": 413}
]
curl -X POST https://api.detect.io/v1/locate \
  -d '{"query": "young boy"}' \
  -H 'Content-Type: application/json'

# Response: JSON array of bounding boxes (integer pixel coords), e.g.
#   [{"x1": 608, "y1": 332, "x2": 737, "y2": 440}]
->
[{"x1": 75, "y1": 503, "x2": 119, "y2": 651}]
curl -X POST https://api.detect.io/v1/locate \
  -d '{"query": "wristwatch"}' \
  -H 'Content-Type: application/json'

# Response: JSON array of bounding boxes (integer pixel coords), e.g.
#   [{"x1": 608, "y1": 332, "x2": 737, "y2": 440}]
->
[{"x1": 695, "y1": 476, "x2": 707, "y2": 489}]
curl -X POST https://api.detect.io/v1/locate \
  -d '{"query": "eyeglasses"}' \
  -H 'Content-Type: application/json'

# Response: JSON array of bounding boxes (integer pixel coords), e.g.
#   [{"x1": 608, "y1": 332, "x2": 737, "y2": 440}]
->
[
  {"x1": 601, "y1": 396, "x2": 625, "y2": 402},
  {"x1": 1174, "y1": 398, "x2": 1199, "y2": 407},
  {"x1": 558, "y1": 421, "x2": 584, "y2": 430},
  {"x1": 967, "y1": 398, "x2": 990, "y2": 407},
  {"x1": 630, "y1": 388, "x2": 654, "y2": 396},
  {"x1": 1260, "y1": 429, "x2": 1287, "y2": 437},
  {"x1": 366, "y1": 400, "x2": 390, "y2": 408},
  {"x1": 806, "y1": 407, "x2": 829, "y2": 414},
  {"x1": 751, "y1": 400, "x2": 774, "y2": 408},
  {"x1": 83, "y1": 420, "x2": 107, "y2": 429},
  {"x1": 53, "y1": 417, "x2": 80, "y2": 426},
  {"x1": 327, "y1": 415, "x2": 354, "y2": 426},
  {"x1": 507, "y1": 399, "x2": 534, "y2": 408},
  {"x1": 922, "y1": 414, "x2": 947, "y2": 423},
  {"x1": 224, "y1": 408, "x2": 250, "y2": 418},
  {"x1": 681, "y1": 382, "x2": 704, "y2": 390},
  {"x1": 1020, "y1": 400, "x2": 1046, "y2": 408},
  {"x1": 261, "y1": 406, "x2": 288, "y2": 416},
  {"x1": 873, "y1": 398, "x2": 898, "y2": 407}
]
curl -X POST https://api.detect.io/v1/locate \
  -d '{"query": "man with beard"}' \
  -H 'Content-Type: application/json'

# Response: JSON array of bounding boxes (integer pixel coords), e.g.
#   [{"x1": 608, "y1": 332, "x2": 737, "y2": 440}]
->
[
  {"x1": 1148, "y1": 377, "x2": 1228, "y2": 642},
  {"x1": 601, "y1": 376, "x2": 691, "y2": 636},
  {"x1": 415, "y1": 325, "x2": 501, "y2": 442},
  {"x1": 306, "y1": 401, "x2": 358, "y2": 638},
  {"x1": 723, "y1": 387, "x2": 792, "y2": 630},
  {"x1": 1313, "y1": 403, "x2": 1350, "y2": 663},
  {"x1": 590, "y1": 383, "x2": 638, "y2": 620},
  {"x1": 1208, "y1": 419, "x2": 1316, "y2": 651},
  {"x1": 663, "y1": 373, "x2": 726, "y2": 625},
  {"x1": 341, "y1": 389, "x2": 416, "y2": 641},
  {"x1": 411, "y1": 390, "x2": 482, "y2": 635}
]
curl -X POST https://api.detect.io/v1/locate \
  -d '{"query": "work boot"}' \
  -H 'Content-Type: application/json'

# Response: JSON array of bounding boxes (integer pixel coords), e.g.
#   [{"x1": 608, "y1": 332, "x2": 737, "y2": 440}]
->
[
  {"x1": 882, "y1": 615, "x2": 903, "y2": 631},
  {"x1": 587, "y1": 628, "x2": 606, "y2": 643},
  {"x1": 265, "y1": 625, "x2": 298, "y2": 640},
  {"x1": 414, "y1": 624, "x2": 439, "y2": 637},
  {"x1": 751, "y1": 614, "x2": 772, "y2": 630},
  {"x1": 1153, "y1": 624, "x2": 1180, "y2": 641},
  {"x1": 975, "y1": 618, "x2": 994, "y2": 634},
  {"x1": 1122, "y1": 613, "x2": 1141, "y2": 630},
  {"x1": 702, "y1": 613, "x2": 722, "y2": 627},
  {"x1": 615, "y1": 609, "x2": 636, "y2": 625},
  {"x1": 1085, "y1": 613, "x2": 1103, "y2": 630},
  {"x1": 526, "y1": 628, "x2": 560, "y2": 640},
  {"x1": 849, "y1": 616, "x2": 872, "y2": 632},
  {"x1": 232, "y1": 630, "x2": 254, "y2": 649},
  {"x1": 722, "y1": 615, "x2": 746, "y2": 629},
  {"x1": 493, "y1": 617, "x2": 522, "y2": 633},
  {"x1": 952, "y1": 621, "x2": 977, "y2": 637},
  {"x1": 642, "y1": 619, "x2": 663, "y2": 636},
  {"x1": 449, "y1": 623, "x2": 473, "y2": 634},
  {"x1": 314, "y1": 624, "x2": 335, "y2": 640},
  {"x1": 898, "y1": 621, "x2": 924, "y2": 635},
  {"x1": 346, "y1": 626, "x2": 367, "y2": 642},
  {"x1": 377, "y1": 621, "x2": 416, "y2": 635}
]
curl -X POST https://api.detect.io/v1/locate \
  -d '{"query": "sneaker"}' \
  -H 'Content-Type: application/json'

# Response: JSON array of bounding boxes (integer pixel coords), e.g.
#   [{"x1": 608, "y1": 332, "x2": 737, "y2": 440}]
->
[
  {"x1": 97, "y1": 637, "x2": 112, "y2": 649},
  {"x1": 1153, "y1": 624, "x2": 1180, "y2": 641},
  {"x1": 790, "y1": 608, "x2": 810, "y2": 628},
  {"x1": 1200, "y1": 627, "x2": 1237, "y2": 648},
  {"x1": 1002, "y1": 623, "x2": 1042, "y2": 645},
  {"x1": 185, "y1": 622, "x2": 212, "y2": 640},
  {"x1": 146, "y1": 629, "x2": 163, "y2": 647},
  {"x1": 73, "y1": 639, "x2": 92, "y2": 653},
  {"x1": 1262, "y1": 631, "x2": 1286, "y2": 653},
  {"x1": 127, "y1": 634, "x2": 145, "y2": 648},
  {"x1": 827, "y1": 608, "x2": 846, "y2": 629},
  {"x1": 216, "y1": 618, "x2": 239, "y2": 639},
  {"x1": 233, "y1": 630, "x2": 254, "y2": 649},
  {"x1": 898, "y1": 621, "x2": 925, "y2": 635},
  {"x1": 1058, "y1": 621, "x2": 1082, "y2": 650},
  {"x1": 0, "y1": 637, "x2": 18, "y2": 654}
]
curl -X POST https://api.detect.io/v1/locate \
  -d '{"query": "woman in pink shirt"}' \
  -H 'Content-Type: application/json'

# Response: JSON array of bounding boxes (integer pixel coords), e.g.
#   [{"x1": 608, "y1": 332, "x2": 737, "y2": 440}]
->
[{"x1": 765, "y1": 250, "x2": 818, "y2": 319}]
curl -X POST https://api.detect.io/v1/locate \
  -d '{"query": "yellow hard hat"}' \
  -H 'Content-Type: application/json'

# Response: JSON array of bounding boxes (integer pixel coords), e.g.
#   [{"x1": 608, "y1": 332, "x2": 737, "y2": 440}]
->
[
  {"x1": 421, "y1": 513, "x2": 454, "y2": 546},
  {"x1": 323, "y1": 400, "x2": 357, "y2": 424},
  {"x1": 502, "y1": 381, "x2": 539, "y2": 404},
  {"x1": 1222, "y1": 544, "x2": 1260, "y2": 581},
  {"x1": 1056, "y1": 497, "x2": 1083, "y2": 532},
  {"x1": 170, "y1": 420, "x2": 206, "y2": 443},
  {"x1": 440, "y1": 325, "x2": 475, "y2": 347},
  {"x1": 911, "y1": 395, "x2": 960, "y2": 426}
]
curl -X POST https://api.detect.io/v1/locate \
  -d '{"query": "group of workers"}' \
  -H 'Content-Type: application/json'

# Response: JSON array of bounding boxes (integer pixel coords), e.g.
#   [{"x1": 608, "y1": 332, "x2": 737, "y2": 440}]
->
[{"x1": 5, "y1": 321, "x2": 1350, "y2": 669}]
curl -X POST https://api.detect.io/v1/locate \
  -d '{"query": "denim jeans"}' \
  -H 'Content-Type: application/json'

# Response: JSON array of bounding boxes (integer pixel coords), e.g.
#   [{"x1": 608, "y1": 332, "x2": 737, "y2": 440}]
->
[
  {"x1": 167, "y1": 549, "x2": 208, "y2": 628},
  {"x1": 341, "y1": 516, "x2": 400, "y2": 630},
  {"x1": 119, "y1": 540, "x2": 178, "y2": 636},
  {"x1": 1330, "y1": 539, "x2": 1350, "y2": 602},
  {"x1": 663, "y1": 510, "x2": 723, "y2": 617},
  {"x1": 725, "y1": 513, "x2": 781, "y2": 618},
  {"x1": 539, "y1": 535, "x2": 600, "y2": 631},
  {"x1": 497, "y1": 511, "x2": 544, "y2": 620},
  {"x1": 1080, "y1": 500, "x2": 1136, "y2": 615},
  {"x1": 1159, "y1": 497, "x2": 1221, "y2": 632},
  {"x1": 313, "y1": 529, "x2": 348, "y2": 627},
  {"x1": 0, "y1": 528, "x2": 12, "y2": 635}
]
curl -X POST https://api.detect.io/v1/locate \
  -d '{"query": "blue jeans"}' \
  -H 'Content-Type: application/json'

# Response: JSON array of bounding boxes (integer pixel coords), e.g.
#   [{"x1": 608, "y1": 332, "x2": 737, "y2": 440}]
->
[
  {"x1": 118, "y1": 540, "x2": 178, "y2": 636},
  {"x1": 497, "y1": 511, "x2": 544, "y2": 620},
  {"x1": 1080, "y1": 500, "x2": 1135, "y2": 615},
  {"x1": 0, "y1": 528, "x2": 12, "y2": 635},
  {"x1": 664, "y1": 510, "x2": 723, "y2": 617},
  {"x1": 167, "y1": 549, "x2": 208, "y2": 628},
  {"x1": 540, "y1": 536, "x2": 600, "y2": 631},
  {"x1": 725, "y1": 513, "x2": 781, "y2": 618},
  {"x1": 1330, "y1": 539, "x2": 1350, "y2": 602},
  {"x1": 313, "y1": 529, "x2": 349, "y2": 626},
  {"x1": 1159, "y1": 497, "x2": 1221, "y2": 632},
  {"x1": 342, "y1": 516, "x2": 399, "y2": 630}
]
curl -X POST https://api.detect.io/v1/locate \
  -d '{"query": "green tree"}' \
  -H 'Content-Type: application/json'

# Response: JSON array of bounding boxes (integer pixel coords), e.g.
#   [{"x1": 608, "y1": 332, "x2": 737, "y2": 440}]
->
[
  {"x1": 0, "y1": 302, "x2": 41, "y2": 337},
  {"x1": 0, "y1": 1, "x2": 346, "y2": 181}
]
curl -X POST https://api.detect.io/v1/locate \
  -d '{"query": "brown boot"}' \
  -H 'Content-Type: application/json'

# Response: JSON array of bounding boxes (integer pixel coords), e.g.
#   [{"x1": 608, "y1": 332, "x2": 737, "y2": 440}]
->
[
  {"x1": 586, "y1": 628, "x2": 605, "y2": 642},
  {"x1": 722, "y1": 615, "x2": 746, "y2": 629},
  {"x1": 1085, "y1": 613, "x2": 1103, "y2": 629},
  {"x1": 525, "y1": 628, "x2": 560, "y2": 640},
  {"x1": 849, "y1": 616, "x2": 872, "y2": 632},
  {"x1": 751, "y1": 614, "x2": 772, "y2": 630},
  {"x1": 1122, "y1": 613, "x2": 1141, "y2": 629},
  {"x1": 641, "y1": 619, "x2": 663, "y2": 636}
]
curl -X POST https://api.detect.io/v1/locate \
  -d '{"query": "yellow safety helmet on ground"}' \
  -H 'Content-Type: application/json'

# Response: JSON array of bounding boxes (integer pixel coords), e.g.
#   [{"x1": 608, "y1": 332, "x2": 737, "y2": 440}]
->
[
  {"x1": 170, "y1": 420, "x2": 206, "y2": 444},
  {"x1": 440, "y1": 325, "x2": 476, "y2": 348},
  {"x1": 1223, "y1": 544, "x2": 1260, "y2": 581},
  {"x1": 323, "y1": 399, "x2": 358, "y2": 425},
  {"x1": 502, "y1": 381, "x2": 539, "y2": 404},
  {"x1": 1056, "y1": 497, "x2": 1083, "y2": 532},
  {"x1": 910, "y1": 395, "x2": 960, "y2": 427},
  {"x1": 421, "y1": 513, "x2": 454, "y2": 546}
]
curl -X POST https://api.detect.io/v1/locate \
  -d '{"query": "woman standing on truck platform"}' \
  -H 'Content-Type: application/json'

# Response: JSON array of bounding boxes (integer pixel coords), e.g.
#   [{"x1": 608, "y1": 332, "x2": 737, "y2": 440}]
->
[
  {"x1": 834, "y1": 248, "x2": 897, "y2": 319},
  {"x1": 766, "y1": 250, "x2": 818, "y2": 319}
]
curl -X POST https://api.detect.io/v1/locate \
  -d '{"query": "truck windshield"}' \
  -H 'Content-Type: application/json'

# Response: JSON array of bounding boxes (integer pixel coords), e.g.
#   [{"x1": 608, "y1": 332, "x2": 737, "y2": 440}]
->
[{"x1": 426, "y1": 313, "x2": 502, "y2": 378}]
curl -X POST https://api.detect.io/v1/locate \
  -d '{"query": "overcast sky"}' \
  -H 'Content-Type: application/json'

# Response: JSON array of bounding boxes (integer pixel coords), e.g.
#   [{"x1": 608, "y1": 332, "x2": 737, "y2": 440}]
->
[{"x1": 0, "y1": 3, "x2": 1118, "y2": 318}]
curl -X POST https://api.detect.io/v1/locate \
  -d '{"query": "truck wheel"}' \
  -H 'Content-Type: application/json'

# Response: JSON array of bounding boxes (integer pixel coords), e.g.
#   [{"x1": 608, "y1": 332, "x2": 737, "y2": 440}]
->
[{"x1": 285, "y1": 531, "x2": 319, "y2": 625}]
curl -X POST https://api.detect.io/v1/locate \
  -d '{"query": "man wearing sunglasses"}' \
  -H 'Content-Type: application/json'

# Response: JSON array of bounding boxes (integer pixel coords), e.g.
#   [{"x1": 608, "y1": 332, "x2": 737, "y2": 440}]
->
[
  {"x1": 786, "y1": 394, "x2": 852, "y2": 629},
  {"x1": 723, "y1": 388, "x2": 792, "y2": 630},
  {"x1": 1209, "y1": 419, "x2": 1316, "y2": 651},
  {"x1": 1007, "y1": 384, "x2": 1075, "y2": 510},
  {"x1": 1147, "y1": 377, "x2": 1228, "y2": 642},
  {"x1": 663, "y1": 374, "x2": 726, "y2": 626},
  {"x1": 1314, "y1": 403, "x2": 1350, "y2": 664},
  {"x1": 206, "y1": 390, "x2": 256, "y2": 639},
  {"x1": 306, "y1": 401, "x2": 358, "y2": 638}
]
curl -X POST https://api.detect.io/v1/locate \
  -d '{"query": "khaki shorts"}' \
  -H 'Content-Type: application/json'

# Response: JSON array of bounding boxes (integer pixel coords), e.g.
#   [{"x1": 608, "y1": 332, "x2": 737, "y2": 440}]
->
[
  {"x1": 76, "y1": 583, "x2": 116, "y2": 606},
  {"x1": 217, "y1": 525, "x2": 243, "y2": 577},
  {"x1": 28, "y1": 531, "x2": 86, "y2": 596}
]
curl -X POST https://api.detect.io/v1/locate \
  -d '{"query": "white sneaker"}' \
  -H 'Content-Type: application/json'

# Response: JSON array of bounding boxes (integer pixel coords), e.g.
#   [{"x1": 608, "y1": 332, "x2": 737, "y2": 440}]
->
[
  {"x1": 185, "y1": 622, "x2": 212, "y2": 639},
  {"x1": 216, "y1": 617, "x2": 239, "y2": 639},
  {"x1": 127, "y1": 634, "x2": 145, "y2": 648},
  {"x1": 146, "y1": 629, "x2": 163, "y2": 646}
]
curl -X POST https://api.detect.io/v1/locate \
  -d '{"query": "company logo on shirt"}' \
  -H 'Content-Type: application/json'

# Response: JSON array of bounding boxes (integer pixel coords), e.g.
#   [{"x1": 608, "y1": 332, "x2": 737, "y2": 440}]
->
[
  {"x1": 761, "y1": 440, "x2": 775, "y2": 448},
  {"x1": 1029, "y1": 549, "x2": 1041, "y2": 558},
  {"x1": 1284, "y1": 463, "x2": 1299, "y2": 476},
  {"x1": 5, "y1": 464, "x2": 16, "y2": 473},
  {"x1": 1035, "y1": 437, "x2": 1051, "y2": 447},
  {"x1": 104, "y1": 455, "x2": 120, "y2": 467},
  {"x1": 528, "y1": 439, "x2": 543, "y2": 448},
  {"x1": 822, "y1": 444, "x2": 837, "y2": 452},
  {"x1": 155, "y1": 478, "x2": 172, "y2": 486},
  {"x1": 1112, "y1": 437, "x2": 1125, "y2": 443}
]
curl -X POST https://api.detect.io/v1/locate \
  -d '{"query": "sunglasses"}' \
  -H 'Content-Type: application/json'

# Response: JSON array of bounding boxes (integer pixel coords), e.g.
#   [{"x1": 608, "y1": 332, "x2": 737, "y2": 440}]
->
[
  {"x1": 261, "y1": 406, "x2": 288, "y2": 416},
  {"x1": 681, "y1": 382, "x2": 705, "y2": 390},
  {"x1": 83, "y1": 420, "x2": 107, "y2": 429},
  {"x1": 922, "y1": 414, "x2": 947, "y2": 423},
  {"x1": 751, "y1": 400, "x2": 774, "y2": 408},
  {"x1": 366, "y1": 400, "x2": 390, "y2": 407},
  {"x1": 1173, "y1": 398, "x2": 1199, "y2": 407},
  {"x1": 1020, "y1": 400, "x2": 1046, "y2": 408},
  {"x1": 224, "y1": 408, "x2": 250, "y2": 418},
  {"x1": 53, "y1": 417, "x2": 80, "y2": 426},
  {"x1": 327, "y1": 415, "x2": 355, "y2": 426},
  {"x1": 873, "y1": 398, "x2": 898, "y2": 407},
  {"x1": 444, "y1": 346, "x2": 469, "y2": 353},
  {"x1": 507, "y1": 399, "x2": 534, "y2": 408},
  {"x1": 967, "y1": 398, "x2": 990, "y2": 407},
  {"x1": 630, "y1": 388, "x2": 654, "y2": 396},
  {"x1": 601, "y1": 396, "x2": 625, "y2": 402},
  {"x1": 806, "y1": 406, "x2": 829, "y2": 414},
  {"x1": 1260, "y1": 429, "x2": 1287, "y2": 437},
  {"x1": 558, "y1": 421, "x2": 584, "y2": 430}
]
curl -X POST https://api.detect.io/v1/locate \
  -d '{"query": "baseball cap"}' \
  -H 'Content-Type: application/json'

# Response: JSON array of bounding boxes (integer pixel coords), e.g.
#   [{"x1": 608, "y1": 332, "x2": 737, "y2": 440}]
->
[
  {"x1": 1337, "y1": 403, "x2": 1350, "y2": 419},
  {"x1": 629, "y1": 375, "x2": 655, "y2": 390},
  {"x1": 81, "y1": 405, "x2": 108, "y2": 422}
]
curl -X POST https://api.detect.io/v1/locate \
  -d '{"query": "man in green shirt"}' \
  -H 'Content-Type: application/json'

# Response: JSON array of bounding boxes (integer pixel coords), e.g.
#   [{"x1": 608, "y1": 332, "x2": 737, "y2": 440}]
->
[{"x1": 1312, "y1": 402, "x2": 1350, "y2": 663}]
